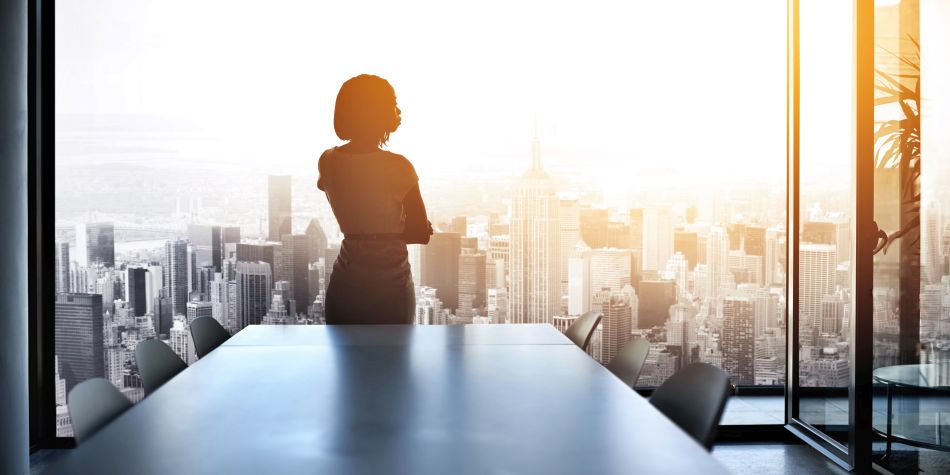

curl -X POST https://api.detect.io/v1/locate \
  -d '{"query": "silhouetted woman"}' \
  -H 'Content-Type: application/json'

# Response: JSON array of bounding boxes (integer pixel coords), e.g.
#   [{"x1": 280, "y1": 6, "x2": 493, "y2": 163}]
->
[{"x1": 318, "y1": 75, "x2": 432, "y2": 324}]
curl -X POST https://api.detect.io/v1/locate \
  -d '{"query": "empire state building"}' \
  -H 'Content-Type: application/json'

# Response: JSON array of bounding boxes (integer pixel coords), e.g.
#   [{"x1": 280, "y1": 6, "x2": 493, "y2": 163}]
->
[{"x1": 508, "y1": 132, "x2": 560, "y2": 324}]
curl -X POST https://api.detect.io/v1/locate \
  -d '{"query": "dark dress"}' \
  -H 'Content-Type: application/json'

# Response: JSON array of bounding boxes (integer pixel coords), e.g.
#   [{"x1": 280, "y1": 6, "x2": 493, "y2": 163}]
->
[{"x1": 318, "y1": 147, "x2": 418, "y2": 324}]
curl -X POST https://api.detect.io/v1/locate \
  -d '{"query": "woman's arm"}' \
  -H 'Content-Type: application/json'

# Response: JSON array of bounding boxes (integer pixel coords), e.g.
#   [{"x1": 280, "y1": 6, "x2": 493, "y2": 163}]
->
[{"x1": 403, "y1": 184, "x2": 433, "y2": 244}]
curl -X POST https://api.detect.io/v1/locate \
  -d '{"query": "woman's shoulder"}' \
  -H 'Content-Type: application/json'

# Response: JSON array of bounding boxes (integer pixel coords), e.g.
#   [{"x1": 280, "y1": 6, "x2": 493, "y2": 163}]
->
[{"x1": 383, "y1": 151, "x2": 417, "y2": 179}]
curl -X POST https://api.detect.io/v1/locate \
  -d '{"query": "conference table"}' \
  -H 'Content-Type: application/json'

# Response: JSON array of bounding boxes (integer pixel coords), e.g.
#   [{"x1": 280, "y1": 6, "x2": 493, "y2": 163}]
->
[{"x1": 45, "y1": 324, "x2": 730, "y2": 474}]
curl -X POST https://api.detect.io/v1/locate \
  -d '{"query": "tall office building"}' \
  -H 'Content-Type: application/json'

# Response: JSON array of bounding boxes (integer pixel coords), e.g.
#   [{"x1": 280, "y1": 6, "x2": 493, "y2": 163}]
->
[
  {"x1": 55, "y1": 241, "x2": 70, "y2": 294},
  {"x1": 268, "y1": 176, "x2": 292, "y2": 241},
  {"x1": 800, "y1": 243, "x2": 837, "y2": 324},
  {"x1": 305, "y1": 218, "x2": 328, "y2": 262},
  {"x1": 629, "y1": 208, "x2": 644, "y2": 250},
  {"x1": 222, "y1": 226, "x2": 241, "y2": 249},
  {"x1": 487, "y1": 235, "x2": 510, "y2": 290},
  {"x1": 820, "y1": 293, "x2": 846, "y2": 335},
  {"x1": 458, "y1": 251, "x2": 487, "y2": 318},
  {"x1": 75, "y1": 222, "x2": 115, "y2": 268},
  {"x1": 487, "y1": 288, "x2": 508, "y2": 323},
  {"x1": 186, "y1": 300, "x2": 213, "y2": 329},
  {"x1": 55, "y1": 293, "x2": 104, "y2": 393},
  {"x1": 279, "y1": 234, "x2": 312, "y2": 312},
  {"x1": 163, "y1": 239, "x2": 190, "y2": 316},
  {"x1": 209, "y1": 275, "x2": 233, "y2": 330},
  {"x1": 168, "y1": 316, "x2": 195, "y2": 365},
  {"x1": 567, "y1": 241, "x2": 592, "y2": 316},
  {"x1": 236, "y1": 261, "x2": 272, "y2": 329},
  {"x1": 125, "y1": 267, "x2": 148, "y2": 316},
  {"x1": 451, "y1": 216, "x2": 468, "y2": 236},
  {"x1": 579, "y1": 206, "x2": 609, "y2": 249},
  {"x1": 673, "y1": 231, "x2": 698, "y2": 270},
  {"x1": 705, "y1": 227, "x2": 731, "y2": 301},
  {"x1": 590, "y1": 248, "x2": 632, "y2": 299},
  {"x1": 423, "y1": 232, "x2": 462, "y2": 312},
  {"x1": 642, "y1": 208, "x2": 672, "y2": 273},
  {"x1": 188, "y1": 224, "x2": 222, "y2": 272},
  {"x1": 236, "y1": 242, "x2": 278, "y2": 273},
  {"x1": 637, "y1": 279, "x2": 676, "y2": 329},
  {"x1": 145, "y1": 264, "x2": 163, "y2": 315},
  {"x1": 509, "y1": 133, "x2": 560, "y2": 324},
  {"x1": 722, "y1": 294, "x2": 755, "y2": 385},
  {"x1": 153, "y1": 289, "x2": 173, "y2": 337},
  {"x1": 765, "y1": 227, "x2": 786, "y2": 286},
  {"x1": 600, "y1": 286, "x2": 635, "y2": 365}
]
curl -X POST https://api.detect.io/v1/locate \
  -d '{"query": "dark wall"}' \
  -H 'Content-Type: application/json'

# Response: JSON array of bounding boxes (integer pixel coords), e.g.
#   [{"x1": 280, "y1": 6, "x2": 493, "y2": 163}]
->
[{"x1": 0, "y1": 0, "x2": 29, "y2": 472}]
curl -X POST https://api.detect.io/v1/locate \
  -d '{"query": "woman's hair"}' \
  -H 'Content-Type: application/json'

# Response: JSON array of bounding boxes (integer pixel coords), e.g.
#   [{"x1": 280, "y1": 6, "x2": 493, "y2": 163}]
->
[{"x1": 334, "y1": 74, "x2": 400, "y2": 145}]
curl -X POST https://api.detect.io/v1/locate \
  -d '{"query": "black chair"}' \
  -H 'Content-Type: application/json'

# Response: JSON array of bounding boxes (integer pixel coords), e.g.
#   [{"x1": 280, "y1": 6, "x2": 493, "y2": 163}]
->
[
  {"x1": 564, "y1": 311, "x2": 603, "y2": 352},
  {"x1": 190, "y1": 316, "x2": 231, "y2": 359},
  {"x1": 67, "y1": 378, "x2": 132, "y2": 444},
  {"x1": 649, "y1": 363, "x2": 732, "y2": 450},
  {"x1": 136, "y1": 339, "x2": 188, "y2": 396},
  {"x1": 605, "y1": 338, "x2": 650, "y2": 388}
]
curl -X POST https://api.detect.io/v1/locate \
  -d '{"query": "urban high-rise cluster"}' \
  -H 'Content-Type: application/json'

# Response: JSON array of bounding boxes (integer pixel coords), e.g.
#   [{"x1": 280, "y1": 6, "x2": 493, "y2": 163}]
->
[{"x1": 53, "y1": 132, "x2": 948, "y2": 437}]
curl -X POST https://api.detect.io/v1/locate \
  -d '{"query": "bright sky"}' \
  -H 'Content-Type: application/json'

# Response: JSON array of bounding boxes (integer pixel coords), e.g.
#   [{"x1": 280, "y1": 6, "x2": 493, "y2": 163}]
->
[{"x1": 55, "y1": 0, "x2": 787, "y2": 185}]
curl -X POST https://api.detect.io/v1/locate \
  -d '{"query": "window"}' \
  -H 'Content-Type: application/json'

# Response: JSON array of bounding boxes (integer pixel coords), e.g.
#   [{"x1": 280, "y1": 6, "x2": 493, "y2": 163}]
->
[{"x1": 54, "y1": 0, "x2": 786, "y2": 436}]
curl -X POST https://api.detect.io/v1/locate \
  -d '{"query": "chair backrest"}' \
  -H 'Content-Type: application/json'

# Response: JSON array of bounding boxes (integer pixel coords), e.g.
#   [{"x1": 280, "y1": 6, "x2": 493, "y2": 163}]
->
[
  {"x1": 649, "y1": 363, "x2": 732, "y2": 450},
  {"x1": 67, "y1": 378, "x2": 132, "y2": 445},
  {"x1": 136, "y1": 339, "x2": 188, "y2": 396},
  {"x1": 190, "y1": 316, "x2": 231, "y2": 359},
  {"x1": 564, "y1": 311, "x2": 603, "y2": 351},
  {"x1": 605, "y1": 338, "x2": 650, "y2": 388}
]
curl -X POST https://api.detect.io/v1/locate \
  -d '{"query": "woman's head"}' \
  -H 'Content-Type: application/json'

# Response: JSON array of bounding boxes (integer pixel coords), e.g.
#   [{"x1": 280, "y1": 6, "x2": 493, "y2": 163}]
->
[{"x1": 334, "y1": 74, "x2": 401, "y2": 146}]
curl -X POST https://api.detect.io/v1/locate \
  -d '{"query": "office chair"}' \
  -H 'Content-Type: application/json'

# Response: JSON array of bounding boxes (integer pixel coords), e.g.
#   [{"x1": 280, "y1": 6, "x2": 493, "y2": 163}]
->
[
  {"x1": 135, "y1": 339, "x2": 188, "y2": 396},
  {"x1": 190, "y1": 316, "x2": 231, "y2": 359},
  {"x1": 67, "y1": 378, "x2": 132, "y2": 444},
  {"x1": 605, "y1": 338, "x2": 650, "y2": 388},
  {"x1": 564, "y1": 310, "x2": 603, "y2": 352},
  {"x1": 649, "y1": 363, "x2": 733, "y2": 450}
]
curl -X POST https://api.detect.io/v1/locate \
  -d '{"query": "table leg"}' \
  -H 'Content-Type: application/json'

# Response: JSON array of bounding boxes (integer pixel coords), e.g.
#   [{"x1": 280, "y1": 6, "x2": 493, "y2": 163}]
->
[{"x1": 885, "y1": 382, "x2": 893, "y2": 460}]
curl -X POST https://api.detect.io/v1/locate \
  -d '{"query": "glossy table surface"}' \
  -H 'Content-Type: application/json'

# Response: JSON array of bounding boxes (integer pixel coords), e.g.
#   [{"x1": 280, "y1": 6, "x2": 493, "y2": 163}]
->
[
  {"x1": 873, "y1": 364, "x2": 950, "y2": 390},
  {"x1": 223, "y1": 323, "x2": 572, "y2": 347},
  {"x1": 46, "y1": 325, "x2": 730, "y2": 475}
]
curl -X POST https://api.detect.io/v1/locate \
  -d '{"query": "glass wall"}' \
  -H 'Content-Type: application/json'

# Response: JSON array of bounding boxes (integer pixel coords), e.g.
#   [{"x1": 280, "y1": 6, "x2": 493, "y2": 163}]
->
[
  {"x1": 871, "y1": 0, "x2": 950, "y2": 470},
  {"x1": 794, "y1": 0, "x2": 855, "y2": 447},
  {"x1": 53, "y1": 0, "x2": 787, "y2": 436}
]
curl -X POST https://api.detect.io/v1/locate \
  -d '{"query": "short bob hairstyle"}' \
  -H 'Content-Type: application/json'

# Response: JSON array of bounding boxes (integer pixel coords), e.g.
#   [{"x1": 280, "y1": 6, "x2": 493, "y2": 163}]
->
[{"x1": 334, "y1": 74, "x2": 400, "y2": 145}]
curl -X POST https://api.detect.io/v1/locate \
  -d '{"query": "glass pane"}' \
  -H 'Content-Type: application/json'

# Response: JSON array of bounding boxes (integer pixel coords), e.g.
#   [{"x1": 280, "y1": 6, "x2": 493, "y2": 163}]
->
[
  {"x1": 796, "y1": 0, "x2": 855, "y2": 447},
  {"x1": 871, "y1": 0, "x2": 950, "y2": 469},
  {"x1": 53, "y1": 0, "x2": 787, "y2": 437}
]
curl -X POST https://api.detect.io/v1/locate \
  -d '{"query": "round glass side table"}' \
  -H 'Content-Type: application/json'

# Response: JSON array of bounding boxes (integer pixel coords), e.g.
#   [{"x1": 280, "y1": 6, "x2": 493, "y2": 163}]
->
[{"x1": 872, "y1": 364, "x2": 950, "y2": 460}]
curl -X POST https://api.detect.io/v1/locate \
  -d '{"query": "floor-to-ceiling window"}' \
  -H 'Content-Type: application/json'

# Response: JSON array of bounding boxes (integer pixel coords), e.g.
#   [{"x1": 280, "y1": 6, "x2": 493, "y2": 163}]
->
[{"x1": 52, "y1": 0, "x2": 786, "y2": 439}]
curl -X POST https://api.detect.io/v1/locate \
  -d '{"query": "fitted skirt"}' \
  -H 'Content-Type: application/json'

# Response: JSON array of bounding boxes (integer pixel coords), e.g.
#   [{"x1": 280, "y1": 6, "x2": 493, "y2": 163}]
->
[{"x1": 324, "y1": 241, "x2": 415, "y2": 325}]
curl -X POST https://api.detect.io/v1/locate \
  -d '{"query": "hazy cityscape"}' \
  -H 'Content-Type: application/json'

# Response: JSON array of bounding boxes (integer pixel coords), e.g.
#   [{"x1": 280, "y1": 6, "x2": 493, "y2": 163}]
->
[{"x1": 58, "y1": 106, "x2": 923, "y2": 437}]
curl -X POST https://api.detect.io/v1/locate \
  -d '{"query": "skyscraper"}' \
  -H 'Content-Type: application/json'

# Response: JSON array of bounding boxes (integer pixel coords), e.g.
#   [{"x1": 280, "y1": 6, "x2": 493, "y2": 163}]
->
[
  {"x1": 673, "y1": 231, "x2": 698, "y2": 270},
  {"x1": 75, "y1": 222, "x2": 115, "y2": 268},
  {"x1": 186, "y1": 300, "x2": 213, "y2": 326},
  {"x1": 722, "y1": 294, "x2": 755, "y2": 385},
  {"x1": 236, "y1": 261, "x2": 272, "y2": 329},
  {"x1": 590, "y1": 248, "x2": 632, "y2": 299},
  {"x1": 305, "y1": 218, "x2": 328, "y2": 262},
  {"x1": 55, "y1": 293, "x2": 104, "y2": 393},
  {"x1": 599, "y1": 286, "x2": 635, "y2": 365},
  {"x1": 629, "y1": 208, "x2": 644, "y2": 250},
  {"x1": 125, "y1": 267, "x2": 148, "y2": 316},
  {"x1": 567, "y1": 241, "x2": 592, "y2": 316},
  {"x1": 800, "y1": 243, "x2": 837, "y2": 325},
  {"x1": 487, "y1": 235, "x2": 510, "y2": 290},
  {"x1": 163, "y1": 240, "x2": 190, "y2": 316},
  {"x1": 559, "y1": 199, "x2": 581, "y2": 302},
  {"x1": 579, "y1": 206, "x2": 609, "y2": 249},
  {"x1": 642, "y1": 208, "x2": 672, "y2": 273},
  {"x1": 268, "y1": 175, "x2": 292, "y2": 241},
  {"x1": 236, "y1": 242, "x2": 277, "y2": 273},
  {"x1": 705, "y1": 226, "x2": 731, "y2": 301},
  {"x1": 422, "y1": 232, "x2": 461, "y2": 312},
  {"x1": 280, "y1": 234, "x2": 312, "y2": 312},
  {"x1": 509, "y1": 133, "x2": 559, "y2": 324},
  {"x1": 637, "y1": 279, "x2": 676, "y2": 329},
  {"x1": 188, "y1": 224, "x2": 222, "y2": 272},
  {"x1": 458, "y1": 251, "x2": 487, "y2": 318},
  {"x1": 55, "y1": 241, "x2": 70, "y2": 294}
]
